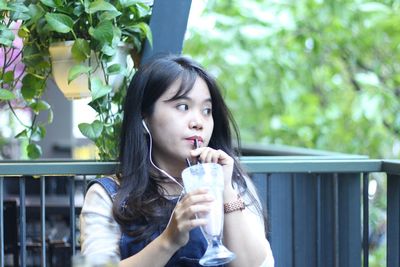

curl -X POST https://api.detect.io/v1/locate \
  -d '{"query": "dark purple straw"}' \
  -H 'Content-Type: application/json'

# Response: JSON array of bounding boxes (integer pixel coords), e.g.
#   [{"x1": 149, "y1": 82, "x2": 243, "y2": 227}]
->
[
  {"x1": 185, "y1": 138, "x2": 201, "y2": 167},
  {"x1": 194, "y1": 138, "x2": 201, "y2": 164},
  {"x1": 185, "y1": 158, "x2": 192, "y2": 167}
]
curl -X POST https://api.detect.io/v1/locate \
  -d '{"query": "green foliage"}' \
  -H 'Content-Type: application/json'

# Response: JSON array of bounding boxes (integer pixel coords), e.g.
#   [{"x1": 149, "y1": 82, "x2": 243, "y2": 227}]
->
[
  {"x1": 1, "y1": 0, "x2": 152, "y2": 160},
  {"x1": 0, "y1": 1, "x2": 39, "y2": 157},
  {"x1": 184, "y1": 0, "x2": 400, "y2": 159},
  {"x1": 0, "y1": 88, "x2": 15, "y2": 100},
  {"x1": 184, "y1": 1, "x2": 398, "y2": 265}
]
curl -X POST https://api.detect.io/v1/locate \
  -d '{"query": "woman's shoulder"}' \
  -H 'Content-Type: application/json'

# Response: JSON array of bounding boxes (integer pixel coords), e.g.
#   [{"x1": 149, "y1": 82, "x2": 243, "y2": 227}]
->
[
  {"x1": 80, "y1": 180, "x2": 121, "y2": 259},
  {"x1": 84, "y1": 176, "x2": 120, "y2": 209},
  {"x1": 87, "y1": 176, "x2": 120, "y2": 200},
  {"x1": 82, "y1": 185, "x2": 113, "y2": 216},
  {"x1": 89, "y1": 175, "x2": 120, "y2": 187}
]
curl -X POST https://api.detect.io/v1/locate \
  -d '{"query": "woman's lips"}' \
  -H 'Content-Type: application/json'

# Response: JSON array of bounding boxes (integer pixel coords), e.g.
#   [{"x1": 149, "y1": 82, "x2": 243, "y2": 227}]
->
[{"x1": 186, "y1": 136, "x2": 203, "y2": 146}]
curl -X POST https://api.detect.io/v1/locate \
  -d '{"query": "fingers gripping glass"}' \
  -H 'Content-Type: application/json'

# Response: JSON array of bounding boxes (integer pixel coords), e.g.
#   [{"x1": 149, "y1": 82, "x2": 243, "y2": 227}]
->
[{"x1": 182, "y1": 163, "x2": 236, "y2": 266}]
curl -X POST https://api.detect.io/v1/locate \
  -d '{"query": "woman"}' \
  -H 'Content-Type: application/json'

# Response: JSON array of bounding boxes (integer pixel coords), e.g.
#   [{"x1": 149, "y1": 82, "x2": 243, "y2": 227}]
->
[{"x1": 80, "y1": 55, "x2": 274, "y2": 267}]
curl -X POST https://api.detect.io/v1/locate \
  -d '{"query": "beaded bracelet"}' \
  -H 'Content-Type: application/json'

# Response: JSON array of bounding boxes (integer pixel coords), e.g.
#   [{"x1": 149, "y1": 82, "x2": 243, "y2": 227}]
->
[{"x1": 223, "y1": 194, "x2": 245, "y2": 214}]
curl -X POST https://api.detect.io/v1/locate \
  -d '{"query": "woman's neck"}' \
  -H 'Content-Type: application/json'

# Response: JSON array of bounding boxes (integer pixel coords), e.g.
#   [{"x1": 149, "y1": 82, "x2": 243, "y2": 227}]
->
[
  {"x1": 150, "y1": 172, "x2": 183, "y2": 197},
  {"x1": 151, "y1": 155, "x2": 186, "y2": 178}
]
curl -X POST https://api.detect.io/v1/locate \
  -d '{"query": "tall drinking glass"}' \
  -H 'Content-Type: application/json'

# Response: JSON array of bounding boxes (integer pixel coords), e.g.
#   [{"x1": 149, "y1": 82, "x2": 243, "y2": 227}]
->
[{"x1": 181, "y1": 163, "x2": 236, "y2": 266}]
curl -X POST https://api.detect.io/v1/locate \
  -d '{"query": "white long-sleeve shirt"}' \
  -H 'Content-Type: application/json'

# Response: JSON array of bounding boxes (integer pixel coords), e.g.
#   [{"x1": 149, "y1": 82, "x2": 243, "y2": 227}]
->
[{"x1": 80, "y1": 178, "x2": 274, "y2": 266}]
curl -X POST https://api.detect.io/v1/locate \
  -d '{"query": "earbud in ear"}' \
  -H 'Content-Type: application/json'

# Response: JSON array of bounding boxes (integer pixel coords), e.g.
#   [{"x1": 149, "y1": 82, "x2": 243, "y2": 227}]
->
[{"x1": 142, "y1": 119, "x2": 150, "y2": 135}]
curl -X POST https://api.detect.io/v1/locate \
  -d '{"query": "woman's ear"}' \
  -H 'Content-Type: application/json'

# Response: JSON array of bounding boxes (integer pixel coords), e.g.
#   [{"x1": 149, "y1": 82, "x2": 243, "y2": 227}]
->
[{"x1": 142, "y1": 119, "x2": 150, "y2": 135}]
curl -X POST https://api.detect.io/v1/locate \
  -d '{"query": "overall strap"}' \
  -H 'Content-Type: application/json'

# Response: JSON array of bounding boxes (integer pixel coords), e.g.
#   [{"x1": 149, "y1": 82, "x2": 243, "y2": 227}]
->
[{"x1": 87, "y1": 177, "x2": 119, "y2": 201}]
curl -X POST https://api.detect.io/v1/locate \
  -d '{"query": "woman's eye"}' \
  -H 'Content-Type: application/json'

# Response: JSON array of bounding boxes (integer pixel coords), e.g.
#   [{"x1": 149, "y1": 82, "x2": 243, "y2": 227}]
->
[
  {"x1": 203, "y1": 107, "x2": 212, "y2": 116},
  {"x1": 176, "y1": 104, "x2": 189, "y2": 111}
]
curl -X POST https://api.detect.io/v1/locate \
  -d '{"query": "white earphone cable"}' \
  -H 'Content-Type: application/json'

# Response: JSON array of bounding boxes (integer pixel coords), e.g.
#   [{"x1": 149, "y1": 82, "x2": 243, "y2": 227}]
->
[
  {"x1": 142, "y1": 120, "x2": 185, "y2": 228},
  {"x1": 142, "y1": 120, "x2": 184, "y2": 190}
]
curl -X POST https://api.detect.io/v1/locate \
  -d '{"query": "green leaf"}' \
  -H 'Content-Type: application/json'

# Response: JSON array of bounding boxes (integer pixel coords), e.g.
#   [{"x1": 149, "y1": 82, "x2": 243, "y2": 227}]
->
[
  {"x1": 99, "y1": 10, "x2": 122, "y2": 21},
  {"x1": 112, "y1": 27, "x2": 122, "y2": 44},
  {"x1": 11, "y1": 11, "x2": 31, "y2": 21},
  {"x1": 107, "y1": 64, "x2": 122, "y2": 75},
  {"x1": 15, "y1": 129, "x2": 28, "y2": 139},
  {"x1": 21, "y1": 42, "x2": 45, "y2": 68},
  {"x1": 89, "y1": 20, "x2": 114, "y2": 45},
  {"x1": 9, "y1": 2, "x2": 30, "y2": 12},
  {"x1": 39, "y1": 125, "x2": 47, "y2": 139},
  {"x1": 40, "y1": 0, "x2": 58, "y2": 8},
  {"x1": 0, "y1": 89, "x2": 16, "y2": 100},
  {"x1": 29, "y1": 100, "x2": 51, "y2": 114},
  {"x1": 21, "y1": 74, "x2": 43, "y2": 100},
  {"x1": 90, "y1": 77, "x2": 112, "y2": 101},
  {"x1": 101, "y1": 44, "x2": 115, "y2": 56},
  {"x1": 73, "y1": 4, "x2": 84, "y2": 17},
  {"x1": 54, "y1": 0, "x2": 63, "y2": 6},
  {"x1": 18, "y1": 26, "x2": 29, "y2": 38},
  {"x1": 88, "y1": 99, "x2": 102, "y2": 113},
  {"x1": 27, "y1": 143, "x2": 42, "y2": 159},
  {"x1": 47, "y1": 109, "x2": 54, "y2": 124},
  {"x1": 3, "y1": 71, "x2": 15, "y2": 84},
  {"x1": 119, "y1": 0, "x2": 140, "y2": 8},
  {"x1": 78, "y1": 120, "x2": 104, "y2": 141},
  {"x1": 30, "y1": 125, "x2": 46, "y2": 141},
  {"x1": 26, "y1": 3, "x2": 46, "y2": 25},
  {"x1": 83, "y1": 0, "x2": 90, "y2": 13},
  {"x1": 139, "y1": 22, "x2": 152, "y2": 47},
  {"x1": 45, "y1": 13, "x2": 74, "y2": 33},
  {"x1": 0, "y1": 27, "x2": 15, "y2": 47},
  {"x1": 88, "y1": 0, "x2": 119, "y2": 14},
  {"x1": 126, "y1": 22, "x2": 152, "y2": 47},
  {"x1": 68, "y1": 64, "x2": 91, "y2": 84},
  {"x1": 0, "y1": 1, "x2": 7, "y2": 9},
  {"x1": 8, "y1": 3, "x2": 30, "y2": 21},
  {"x1": 71, "y1": 39, "x2": 91, "y2": 62},
  {"x1": 30, "y1": 127, "x2": 41, "y2": 142}
]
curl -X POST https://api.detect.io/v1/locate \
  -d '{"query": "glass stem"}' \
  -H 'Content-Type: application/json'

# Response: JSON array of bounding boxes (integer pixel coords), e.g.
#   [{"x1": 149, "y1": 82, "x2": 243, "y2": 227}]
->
[{"x1": 211, "y1": 236, "x2": 222, "y2": 248}]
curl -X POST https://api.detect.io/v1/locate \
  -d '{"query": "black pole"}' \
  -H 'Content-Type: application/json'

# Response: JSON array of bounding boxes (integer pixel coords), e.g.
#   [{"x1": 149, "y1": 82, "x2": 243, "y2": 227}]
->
[{"x1": 141, "y1": 0, "x2": 192, "y2": 65}]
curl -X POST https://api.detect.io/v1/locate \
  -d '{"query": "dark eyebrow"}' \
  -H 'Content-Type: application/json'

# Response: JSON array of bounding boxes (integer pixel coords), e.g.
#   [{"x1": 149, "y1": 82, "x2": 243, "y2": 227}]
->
[
  {"x1": 164, "y1": 96, "x2": 212, "y2": 104},
  {"x1": 163, "y1": 96, "x2": 190, "y2": 103}
]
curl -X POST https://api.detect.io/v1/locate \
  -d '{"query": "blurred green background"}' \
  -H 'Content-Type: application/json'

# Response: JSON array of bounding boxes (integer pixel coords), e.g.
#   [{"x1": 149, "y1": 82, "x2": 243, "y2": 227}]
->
[
  {"x1": 183, "y1": 1, "x2": 399, "y2": 266},
  {"x1": 183, "y1": 0, "x2": 400, "y2": 159}
]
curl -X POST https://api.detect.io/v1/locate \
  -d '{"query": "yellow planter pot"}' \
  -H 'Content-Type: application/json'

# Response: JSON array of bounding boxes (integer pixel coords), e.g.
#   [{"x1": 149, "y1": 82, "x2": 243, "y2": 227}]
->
[{"x1": 49, "y1": 41, "x2": 132, "y2": 100}]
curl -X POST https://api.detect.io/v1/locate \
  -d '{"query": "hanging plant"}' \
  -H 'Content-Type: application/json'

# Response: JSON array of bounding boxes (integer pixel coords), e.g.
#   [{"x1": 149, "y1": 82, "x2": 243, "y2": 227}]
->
[{"x1": 1, "y1": 0, "x2": 152, "y2": 159}]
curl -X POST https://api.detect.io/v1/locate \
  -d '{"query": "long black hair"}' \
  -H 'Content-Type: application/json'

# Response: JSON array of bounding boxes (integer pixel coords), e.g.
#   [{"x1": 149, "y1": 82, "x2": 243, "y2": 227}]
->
[{"x1": 113, "y1": 54, "x2": 261, "y2": 242}]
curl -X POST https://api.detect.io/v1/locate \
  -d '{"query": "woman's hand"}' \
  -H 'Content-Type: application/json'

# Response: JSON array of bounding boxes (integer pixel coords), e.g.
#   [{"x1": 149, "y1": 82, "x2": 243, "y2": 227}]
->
[
  {"x1": 161, "y1": 188, "x2": 214, "y2": 249},
  {"x1": 190, "y1": 147, "x2": 234, "y2": 190}
]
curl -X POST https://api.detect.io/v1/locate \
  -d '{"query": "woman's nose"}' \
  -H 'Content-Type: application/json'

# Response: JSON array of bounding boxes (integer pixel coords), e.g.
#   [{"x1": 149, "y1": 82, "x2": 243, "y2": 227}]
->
[
  {"x1": 189, "y1": 118, "x2": 203, "y2": 130},
  {"x1": 188, "y1": 109, "x2": 205, "y2": 130}
]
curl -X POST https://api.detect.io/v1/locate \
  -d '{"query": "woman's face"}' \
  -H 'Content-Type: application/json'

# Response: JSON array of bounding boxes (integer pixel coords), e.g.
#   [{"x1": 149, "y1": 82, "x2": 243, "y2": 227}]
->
[{"x1": 146, "y1": 76, "x2": 214, "y2": 173}]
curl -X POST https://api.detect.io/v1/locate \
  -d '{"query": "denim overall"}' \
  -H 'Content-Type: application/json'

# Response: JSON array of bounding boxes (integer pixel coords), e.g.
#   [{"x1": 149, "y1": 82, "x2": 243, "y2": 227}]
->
[{"x1": 89, "y1": 177, "x2": 225, "y2": 267}]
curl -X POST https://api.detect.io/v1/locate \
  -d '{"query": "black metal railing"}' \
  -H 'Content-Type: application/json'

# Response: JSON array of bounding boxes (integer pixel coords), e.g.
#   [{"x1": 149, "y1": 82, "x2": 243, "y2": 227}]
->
[{"x1": 0, "y1": 157, "x2": 399, "y2": 267}]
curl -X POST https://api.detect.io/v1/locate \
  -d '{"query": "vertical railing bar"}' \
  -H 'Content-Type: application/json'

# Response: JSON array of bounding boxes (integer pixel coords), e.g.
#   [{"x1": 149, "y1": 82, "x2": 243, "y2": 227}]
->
[
  {"x1": 362, "y1": 173, "x2": 369, "y2": 267},
  {"x1": 316, "y1": 174, "x2": 321, "y2": 267},
  {"x1": 266, "y1": 173, "x2": 271, "y2": 241},
  {"x1": 83, "y1": 174, "x2": 88, "y2": 202},
  {"x1": 40, "y1": 176, "x2": 46, "y2": 267},
  {"x1": 333, "y1": 173, "x2": 339, "y2": 267},
  {"x1": 69, "y1": 176, "x2": 76, "y2": 255},
  {"x1": 291, "y1": 173, "x2": 296, "y2": 265},
  {"x1": 19, "y1": 177, "x2": 26, "y2": 267},
  {"x1": 387, "y1": 173, "x2": 400, "y2": 267},
  {"x1": 0, "y1": 176, "x2": 4, "y2": 267}
]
